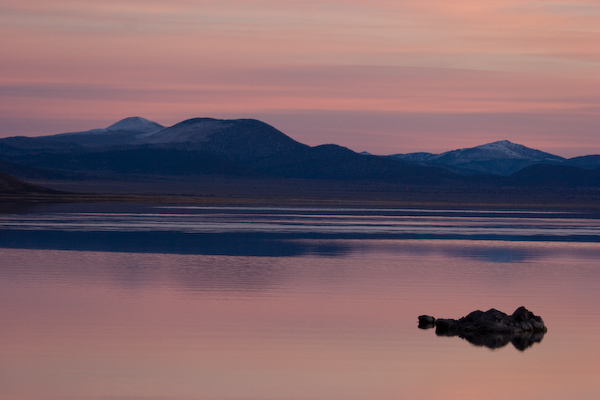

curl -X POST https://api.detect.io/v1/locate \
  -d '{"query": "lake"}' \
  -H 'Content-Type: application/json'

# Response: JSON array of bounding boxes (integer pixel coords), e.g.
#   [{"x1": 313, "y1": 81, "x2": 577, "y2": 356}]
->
[{"x1": 1, "y1": 203, "x2": 599, "y2": 400}]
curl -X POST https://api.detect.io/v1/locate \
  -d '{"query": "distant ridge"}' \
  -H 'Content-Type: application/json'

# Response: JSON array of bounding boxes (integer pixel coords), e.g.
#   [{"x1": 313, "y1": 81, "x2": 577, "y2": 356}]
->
[
  {"x1": 566, "y1": 155, "x2": 600, "y2": 170},
  {"x1": 390, "y1": 140, "x2": 569, "y2": 176},
  {"x1": 0, "y1": 117, "x2": 599, "y2": 193},
  {"x1": 23, "y1": 117, "x2": 166, "y2": 148},
  {"x1": 0, "y1": 117, "x2": 457, "y2": 184},
  {"x1": 508, "y1": 164, "x2": 600, "y2": 187}
]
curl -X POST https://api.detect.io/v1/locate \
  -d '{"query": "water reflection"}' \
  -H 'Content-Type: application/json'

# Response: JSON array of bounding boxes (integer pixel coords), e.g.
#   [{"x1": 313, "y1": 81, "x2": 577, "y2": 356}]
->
[
  {"x1": 0, "y1": 229, "x2": 348, "y2": 257},
  {"x1": 437, "y1": 328, "x2": 546, "y2": 351},
  {"x1": 1, "y1": 205, "x2": 599, "y2": 400},
  {"x1": 2, "y1": 229, "x2": 600, "y2": 261},
  {"x1": 2, "y1": 232, "x2": 600, "y2": 294}
]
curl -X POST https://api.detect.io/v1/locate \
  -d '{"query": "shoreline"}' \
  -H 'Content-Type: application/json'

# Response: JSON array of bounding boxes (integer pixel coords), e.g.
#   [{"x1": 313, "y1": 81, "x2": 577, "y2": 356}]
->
[
  {"x1": 1, "y1": 191, "x2": 599, "y2": 212},
  {"x1": 1, "y1": 175, "x2": 598, "y2": 212}
]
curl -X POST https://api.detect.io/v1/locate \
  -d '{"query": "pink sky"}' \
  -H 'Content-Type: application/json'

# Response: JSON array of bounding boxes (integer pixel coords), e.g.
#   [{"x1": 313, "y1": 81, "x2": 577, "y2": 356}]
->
[{"x1": 1, "y1": 0, "x2": 598, "y2": 156}]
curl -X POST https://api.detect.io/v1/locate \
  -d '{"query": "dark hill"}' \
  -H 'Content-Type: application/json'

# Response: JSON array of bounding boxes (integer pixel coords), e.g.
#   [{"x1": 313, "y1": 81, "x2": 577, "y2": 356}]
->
[
  {"x1": 8, "y1": 141, "x2": 457, "y2": 183},
  {"x1": 138, "y1": 118, "x2": 310, "y2": 160},
  {"x1": 566, "y1": 155, "x2": 600, "y2": 170},
  {"x1": 508, "y1": 164, "x2": 600, "y2": 187},
  {"x1": 254, "y1": 144, "x2": 457, "y2": 182},
  {"x1": 0, "y1": 171, "x2": 58, "y2": 194}
]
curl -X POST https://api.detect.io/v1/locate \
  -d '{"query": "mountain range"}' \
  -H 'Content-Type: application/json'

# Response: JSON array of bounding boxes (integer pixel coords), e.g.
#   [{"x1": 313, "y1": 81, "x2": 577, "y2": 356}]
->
[
  {"x1": 1, "y1": 117, "x2": 599, "y2": 194},
  {"x1": 389, "y1": 140, "x2": 600, "y2": 176}
]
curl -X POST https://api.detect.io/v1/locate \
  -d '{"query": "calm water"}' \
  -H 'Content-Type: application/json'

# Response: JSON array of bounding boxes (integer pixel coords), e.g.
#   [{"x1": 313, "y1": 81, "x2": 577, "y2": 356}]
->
[{"x1": 1, "y1": 204, "x2": 599, "y2": 400}]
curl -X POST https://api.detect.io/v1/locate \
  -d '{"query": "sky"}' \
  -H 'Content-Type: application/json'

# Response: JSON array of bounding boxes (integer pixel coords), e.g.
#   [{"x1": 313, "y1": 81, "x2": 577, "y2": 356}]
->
[{"x1": 1, "y1": 0, "x2": 598, "y2": 157}]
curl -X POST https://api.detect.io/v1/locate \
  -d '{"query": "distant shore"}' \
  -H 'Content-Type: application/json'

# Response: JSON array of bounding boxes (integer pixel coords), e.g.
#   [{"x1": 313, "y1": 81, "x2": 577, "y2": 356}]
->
[{"x1": 2, "y1": 178, "x2": 599, "y2": 212}]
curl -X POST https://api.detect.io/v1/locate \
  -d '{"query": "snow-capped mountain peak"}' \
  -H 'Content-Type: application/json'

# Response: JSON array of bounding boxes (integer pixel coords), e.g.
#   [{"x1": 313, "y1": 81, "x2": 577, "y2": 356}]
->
[
  {"x1": 476, "y1": 140, "x2": 521, "y2": 157},
  {"x1": 389, "y1": 140, "x2": 568, "y2": 175},
  {"x1": 473, "y1": 140, "x2": 533, "y2": 159},
  {"x1": 469, "y1": 140, "x2": 564, "y2": 161},
  {"x1": 106, "y1": 117, "x2": 164, "y2": 133}
]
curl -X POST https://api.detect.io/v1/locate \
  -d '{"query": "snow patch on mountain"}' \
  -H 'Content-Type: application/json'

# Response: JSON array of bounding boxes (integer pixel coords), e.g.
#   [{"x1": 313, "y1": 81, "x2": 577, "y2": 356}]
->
[
  {"x1": 476, "y1": 140, "x2": 525, "y2": 158},
  {"x1": 470, "y1": 140, "x2": 562, "y2": 161},
  {"x1": 429, "y1": 140, "x2": 564, "y2": 163},
  {"x1": 138, "y1": 118, "x2": 233, "y2": 144},
  {"x1": 106, "y1": 117, "x2": 164, "y2": 133}
]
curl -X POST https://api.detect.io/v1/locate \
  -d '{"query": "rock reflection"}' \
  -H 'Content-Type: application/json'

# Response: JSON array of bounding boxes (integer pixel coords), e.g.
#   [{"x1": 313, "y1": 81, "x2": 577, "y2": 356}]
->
[{"x1": 418, "y1": 307, "x2": 547, "y2": 351}]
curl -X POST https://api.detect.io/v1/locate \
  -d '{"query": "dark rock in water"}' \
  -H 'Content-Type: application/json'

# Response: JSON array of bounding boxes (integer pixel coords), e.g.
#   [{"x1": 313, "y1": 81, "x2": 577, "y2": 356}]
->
[
  {"x1": 418, "y1": 315, "x2": 436, "y2": 329},
  {"x1": 418, "y1": 307, "x2": 547, "y2": 351}
]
